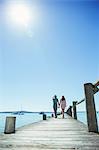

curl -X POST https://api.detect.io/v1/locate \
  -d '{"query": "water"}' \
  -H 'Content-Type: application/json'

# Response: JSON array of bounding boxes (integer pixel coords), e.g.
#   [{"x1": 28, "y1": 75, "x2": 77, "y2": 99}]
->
[
  {"x1": 77, "y1": 111, "x2": 99, "y2": 125},
  {"x1": 0, "y1": 112, "x2": 99, "y2": 133},
  {"x1": 0, "y1": 112, "x2": 51, "y2": 133},
  {"x1": 77, "y1": 111, "x2": 87, "y2": 124}
]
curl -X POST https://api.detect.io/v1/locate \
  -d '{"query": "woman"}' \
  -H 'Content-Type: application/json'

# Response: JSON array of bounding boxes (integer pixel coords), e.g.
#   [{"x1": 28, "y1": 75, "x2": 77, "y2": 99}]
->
[{"x1": 60, "y1": 96, "x2": 66, "y2": 118}]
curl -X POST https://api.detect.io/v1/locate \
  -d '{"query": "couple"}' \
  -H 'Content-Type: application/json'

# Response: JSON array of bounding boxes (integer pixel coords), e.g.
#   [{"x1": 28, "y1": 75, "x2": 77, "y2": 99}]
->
[{"x1": 52, "y1": 95, "x2": 66, "y2": 118}]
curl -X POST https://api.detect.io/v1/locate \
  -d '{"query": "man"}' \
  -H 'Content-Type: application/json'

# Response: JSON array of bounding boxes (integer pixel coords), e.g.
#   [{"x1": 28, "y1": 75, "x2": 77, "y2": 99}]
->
[{"x1": 52, "y1": 95, "x2": 60, "y2": 118}]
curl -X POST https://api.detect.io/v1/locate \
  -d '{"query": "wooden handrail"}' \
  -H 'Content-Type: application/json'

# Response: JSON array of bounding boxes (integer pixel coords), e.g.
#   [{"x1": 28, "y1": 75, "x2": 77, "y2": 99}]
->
[
  {"x1": 94, "y1": 81, "x2": 99, "y2": 87},
  {"x1": 76, "y1": 98, "x2": 85, "y2": 105},
  {"x1": 93, "y1": 81, "x2": 99, "y2": 94},
  {"x1": 66, "y1": 81, "x2": 99, "y2": 133},
  {"x1": 73, "y1": 80, "x2": 99, "y2": 107}
]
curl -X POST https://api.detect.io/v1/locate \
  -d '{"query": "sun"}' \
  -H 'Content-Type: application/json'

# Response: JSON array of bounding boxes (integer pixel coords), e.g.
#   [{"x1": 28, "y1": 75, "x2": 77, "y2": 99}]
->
[
  {"x1": 5, "y1": 2, "x2": 32, "y2": 28},
  {"x1": 9, "y1": 4, "x2": 31, "y2": 27}
]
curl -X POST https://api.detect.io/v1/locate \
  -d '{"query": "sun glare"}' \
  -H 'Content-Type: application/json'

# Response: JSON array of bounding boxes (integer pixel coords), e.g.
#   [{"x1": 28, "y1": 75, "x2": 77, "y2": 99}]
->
[
  {"x1": 5, "y1": 1, "x2": 33, "y2": 29},
  {"x1": 9, "y1": 4, "x2": 31, "y2": 26}
]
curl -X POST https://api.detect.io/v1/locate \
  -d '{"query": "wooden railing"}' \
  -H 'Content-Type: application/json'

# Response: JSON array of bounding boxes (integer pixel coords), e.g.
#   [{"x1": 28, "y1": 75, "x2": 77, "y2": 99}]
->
[{"x1": 66, "y1": 81, "x2": 99, "y2": 133}]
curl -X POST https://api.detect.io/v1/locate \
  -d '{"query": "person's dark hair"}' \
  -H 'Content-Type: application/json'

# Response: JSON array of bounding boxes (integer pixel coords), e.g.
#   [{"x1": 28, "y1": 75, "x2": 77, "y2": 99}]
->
[{"x1": 61, "y1": 96, "x2": 65, "y2": 101}]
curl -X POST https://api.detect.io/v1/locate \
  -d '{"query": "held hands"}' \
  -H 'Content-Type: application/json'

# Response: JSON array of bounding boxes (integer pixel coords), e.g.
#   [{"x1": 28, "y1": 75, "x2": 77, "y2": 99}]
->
[{"x1": 57, "y1": 103, "x2": 60, "y2": 108}]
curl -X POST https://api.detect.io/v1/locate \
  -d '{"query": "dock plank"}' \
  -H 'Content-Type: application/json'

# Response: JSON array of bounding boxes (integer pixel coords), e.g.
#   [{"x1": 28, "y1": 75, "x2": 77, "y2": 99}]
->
[{"x1": 0, "y1": 114, "x2": 99, "y2": 150}]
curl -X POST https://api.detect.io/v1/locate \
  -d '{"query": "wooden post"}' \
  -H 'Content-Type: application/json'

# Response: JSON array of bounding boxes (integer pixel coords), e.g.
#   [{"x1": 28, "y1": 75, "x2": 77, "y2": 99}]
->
[
  {"x1": 66, "y1": 106, "x2": 72, "y2": 117},
  {"x1": 73, "y1": 101, "x2": 77, "y2": 119},
  {"x1": 84, "y1": 83, "x2": 98, "y2": 132},
  {"x1": 52, "y1": 114, "x2": 54, "y2": 117},
  {"x1": 43, "y1": 114, "x2": 46, "y2": 120},
  {"x1": 4, "y1": 117, "x2": 16, "y2": 134}
]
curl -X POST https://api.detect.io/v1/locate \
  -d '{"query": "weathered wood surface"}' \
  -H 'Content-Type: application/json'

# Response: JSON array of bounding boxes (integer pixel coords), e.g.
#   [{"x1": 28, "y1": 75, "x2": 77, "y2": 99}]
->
[{"x1": 0, "y1": 114, "x2": 99, "y2": 150}]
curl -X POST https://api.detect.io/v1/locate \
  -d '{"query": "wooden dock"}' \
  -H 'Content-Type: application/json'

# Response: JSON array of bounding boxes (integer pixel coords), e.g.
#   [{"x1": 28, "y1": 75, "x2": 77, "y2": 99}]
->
[{"x1": 0, "y1": 114, "x2": 99, "y2": 150}]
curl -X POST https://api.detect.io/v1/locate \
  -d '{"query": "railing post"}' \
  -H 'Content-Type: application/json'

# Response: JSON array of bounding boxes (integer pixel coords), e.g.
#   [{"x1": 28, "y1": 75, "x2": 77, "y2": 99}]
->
[
  {"x1": 84, "y1": 83, "x2": 98, "y2": 132},
  {"x1": 66, "y1": 106, "x2": 72, "y2": 117},
  {"x1": 73, "y1": 101, "x2": 77, "y2": 119}
]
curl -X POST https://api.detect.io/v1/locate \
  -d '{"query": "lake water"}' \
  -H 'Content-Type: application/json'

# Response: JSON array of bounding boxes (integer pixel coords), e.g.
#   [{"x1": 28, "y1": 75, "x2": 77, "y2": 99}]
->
[
  {"x1": 0, "y1": 112, "x2": 99, "y2": 133},
  {"x1": 77, "y1": 111, "x2": 99, "y2": 125},
  {"x1": 0, "y1": 112, "x2": 52, "y2": 133}
]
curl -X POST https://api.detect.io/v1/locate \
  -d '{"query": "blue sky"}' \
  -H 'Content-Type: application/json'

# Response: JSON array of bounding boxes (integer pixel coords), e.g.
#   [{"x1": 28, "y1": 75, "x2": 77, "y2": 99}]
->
[{"x1": 0, "y1": 0, "x2": 99, "y2": 112}]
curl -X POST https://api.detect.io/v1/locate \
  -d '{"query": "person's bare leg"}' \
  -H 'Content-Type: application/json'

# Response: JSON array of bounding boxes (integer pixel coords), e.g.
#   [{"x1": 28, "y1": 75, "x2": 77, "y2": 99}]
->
[{"x1": 62, "y1": 109, "x2": 64, "y2": 118}]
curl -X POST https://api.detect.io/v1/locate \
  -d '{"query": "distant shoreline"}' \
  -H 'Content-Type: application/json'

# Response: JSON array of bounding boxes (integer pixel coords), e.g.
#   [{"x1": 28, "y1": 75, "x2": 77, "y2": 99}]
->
[{"x1": 0, "y1": 111, "x2": 53, "y2": 113}]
